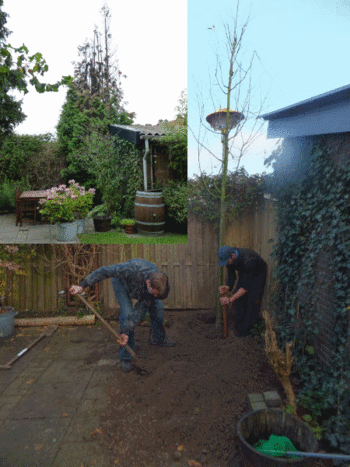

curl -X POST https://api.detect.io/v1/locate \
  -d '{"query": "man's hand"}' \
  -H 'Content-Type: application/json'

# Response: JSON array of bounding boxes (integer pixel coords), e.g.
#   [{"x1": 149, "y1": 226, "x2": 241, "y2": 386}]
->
[
  {"x1": 69, "y1": 285, "x2": 83, "y2": 295},
  {"x1": 219, "y1": 285, "x2": 229, "y2": 295},
  {"x1": 220, "y1": 296, "x2": 232, "y2": 305},
  {"x1": 117, "y1": 333, "x2": 129, "y2": 347}
]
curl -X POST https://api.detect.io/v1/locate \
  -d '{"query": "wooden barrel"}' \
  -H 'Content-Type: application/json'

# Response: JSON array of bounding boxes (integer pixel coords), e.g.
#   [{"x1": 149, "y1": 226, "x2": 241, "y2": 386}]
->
[{"x1": 135, "y1": 190, "x2": 165, "y2": 236}]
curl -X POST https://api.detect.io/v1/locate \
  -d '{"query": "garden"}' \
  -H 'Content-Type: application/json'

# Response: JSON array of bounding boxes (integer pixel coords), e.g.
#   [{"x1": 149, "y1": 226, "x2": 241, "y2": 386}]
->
[{"x1": 0, "y1": 6, "x2": 187, "y2": 243}]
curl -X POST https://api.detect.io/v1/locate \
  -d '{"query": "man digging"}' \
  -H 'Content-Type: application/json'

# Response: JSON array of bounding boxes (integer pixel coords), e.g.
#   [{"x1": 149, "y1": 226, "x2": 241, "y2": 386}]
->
[
  {"x1": 69, "y1": 258, "x2": 175, "y2": 373},
  {"x1": 218, "y1": 246, "x2": 267, "y2": 337}
]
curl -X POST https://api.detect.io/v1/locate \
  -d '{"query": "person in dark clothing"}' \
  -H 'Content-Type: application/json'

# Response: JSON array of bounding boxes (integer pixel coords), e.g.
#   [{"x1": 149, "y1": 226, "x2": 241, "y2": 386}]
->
[
  {"x1": 218, "y1": 246, "x2": 267, "y2": 336},
  {"x1": 69, "y1": 259, "x2": 175, "y2": 373}
]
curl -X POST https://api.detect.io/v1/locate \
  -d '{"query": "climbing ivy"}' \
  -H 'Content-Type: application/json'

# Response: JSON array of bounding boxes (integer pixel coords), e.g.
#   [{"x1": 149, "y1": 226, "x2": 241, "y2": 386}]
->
[{"x1": 268, "y1": 136, "x2": 350, "y2": 452}]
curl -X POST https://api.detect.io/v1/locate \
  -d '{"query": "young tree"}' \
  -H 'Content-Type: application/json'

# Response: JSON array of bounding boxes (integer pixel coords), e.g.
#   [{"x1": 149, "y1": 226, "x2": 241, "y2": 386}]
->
[
  {"x1": 190, "y1": 1, "x2": 269, "y2": 326},
  {"x1": 0, "y1": 0, "x2": 72, "y2": 144}
]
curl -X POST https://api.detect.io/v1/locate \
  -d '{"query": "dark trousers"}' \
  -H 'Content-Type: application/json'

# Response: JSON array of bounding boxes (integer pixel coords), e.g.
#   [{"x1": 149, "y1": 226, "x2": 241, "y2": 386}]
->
[{"x1": 234, "y1": 267, "x2": 267, "y2": 336}]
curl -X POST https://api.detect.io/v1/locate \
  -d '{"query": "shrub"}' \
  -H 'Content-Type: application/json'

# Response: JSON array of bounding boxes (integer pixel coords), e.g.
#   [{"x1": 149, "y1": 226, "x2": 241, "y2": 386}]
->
[
  {"x1": 0, "y1": 176, "x2": 31, "y2": 212},
  {"x1": 161, "y1": 181, "x2": 187, "y2": 229}
]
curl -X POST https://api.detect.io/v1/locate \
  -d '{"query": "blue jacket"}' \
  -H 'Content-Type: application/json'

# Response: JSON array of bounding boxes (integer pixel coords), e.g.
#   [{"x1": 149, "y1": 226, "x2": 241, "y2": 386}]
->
[{"x1": 80, "y1": 258, "x2": 170, "y2": 300}]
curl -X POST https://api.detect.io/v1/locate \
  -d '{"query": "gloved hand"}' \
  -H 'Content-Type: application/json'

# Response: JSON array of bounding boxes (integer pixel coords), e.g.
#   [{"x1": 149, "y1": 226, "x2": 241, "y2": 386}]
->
[
  {"x1": 117, "y1": 333, "x2": 129, "y2": 347},
  {"x1": 69, "y1": 285, "x2": 83, "y2": 295},
  {"x1": 219, "y1": 285, "x2": 229, "y2": 295}
]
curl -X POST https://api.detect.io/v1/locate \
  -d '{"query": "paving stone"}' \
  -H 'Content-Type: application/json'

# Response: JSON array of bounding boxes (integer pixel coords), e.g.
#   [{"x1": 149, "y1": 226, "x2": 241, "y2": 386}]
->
[
  {"x1": 51, "y1": 441, "x2": 113, "y2": 467},
  {"x1": 247, "y1": 393, "x2": 267, "y2": 411},
  {"x1": 0, "y1": 418, "x2": 70, "y2": 466},
  {"x1": 263, "y1": 390, "x2": 282, "y2": 407}
]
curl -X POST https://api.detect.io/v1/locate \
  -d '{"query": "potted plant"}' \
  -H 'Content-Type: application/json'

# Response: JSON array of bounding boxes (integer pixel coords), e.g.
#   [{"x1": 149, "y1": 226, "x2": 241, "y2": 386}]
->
[
  {"x1": 88, "y1": 204, "x2": 113, "y2": 232},
  {"x1": 39, "y1": 184, "x2": 79, "y2": 242},
  {"x1": 120, "y1": 218, "x2": 137, "y2": 234},
  {"x1": 68, "y1": 180, "x2": 95, "y2": 234}
]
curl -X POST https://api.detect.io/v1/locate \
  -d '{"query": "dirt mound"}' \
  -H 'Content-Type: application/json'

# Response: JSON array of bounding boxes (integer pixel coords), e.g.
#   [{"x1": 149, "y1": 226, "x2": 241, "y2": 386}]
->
[{"x1": 98, "y1": 309, "x2": 282, "y2": 467}]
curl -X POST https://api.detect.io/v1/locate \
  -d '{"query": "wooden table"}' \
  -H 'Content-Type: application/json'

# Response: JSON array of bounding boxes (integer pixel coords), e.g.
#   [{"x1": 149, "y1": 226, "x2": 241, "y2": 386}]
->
[{"x1": 18, "y1": 190, "x2": 48, "y2": 226}]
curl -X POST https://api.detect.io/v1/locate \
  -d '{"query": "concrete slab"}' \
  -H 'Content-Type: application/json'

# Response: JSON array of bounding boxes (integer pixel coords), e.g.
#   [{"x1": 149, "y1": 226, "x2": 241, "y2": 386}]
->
[
  {"x1": 0, "y1": 418, "x2": 71, "y2": 467},
  {"x1": 51, "y1": 441, "x2": 113, "y2": 467},
  {"x1": 0, "y1": 326, "x2": 134, "y2": 467}
]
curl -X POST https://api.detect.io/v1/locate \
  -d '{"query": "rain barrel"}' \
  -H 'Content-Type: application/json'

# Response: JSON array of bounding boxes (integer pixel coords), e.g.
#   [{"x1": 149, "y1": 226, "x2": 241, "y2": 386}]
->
[
  {"x1": 135, "y1": 190, "x2": 165, "y2": 236},
  {"x1": 0, "y1": 307, "x2": 18, "y2": 338},
  {"x1": 237, "y1": 409, "x2": 318, "y2": 467}
]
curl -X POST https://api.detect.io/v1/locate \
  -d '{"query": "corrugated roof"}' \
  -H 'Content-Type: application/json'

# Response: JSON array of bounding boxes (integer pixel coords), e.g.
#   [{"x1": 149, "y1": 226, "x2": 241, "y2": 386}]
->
[
  {"x1": 110, "y1": 123, "x2": 168, "y2": 137},
  {"x1": 260, "y1": 84, "x2": 350, "y2": 120}
]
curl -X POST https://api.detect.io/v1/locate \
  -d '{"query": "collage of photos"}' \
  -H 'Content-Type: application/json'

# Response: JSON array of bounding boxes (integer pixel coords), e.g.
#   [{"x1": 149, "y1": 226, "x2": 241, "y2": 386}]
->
[{"x1": 0, "y1": 0, "x2": 350, "y2": 466}]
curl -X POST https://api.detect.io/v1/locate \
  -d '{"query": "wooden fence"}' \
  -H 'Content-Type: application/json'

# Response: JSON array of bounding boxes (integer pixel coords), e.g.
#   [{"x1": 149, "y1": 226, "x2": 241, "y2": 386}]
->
[{"x1": 3, "y1": 198, "x2": 277, "y2": 313}]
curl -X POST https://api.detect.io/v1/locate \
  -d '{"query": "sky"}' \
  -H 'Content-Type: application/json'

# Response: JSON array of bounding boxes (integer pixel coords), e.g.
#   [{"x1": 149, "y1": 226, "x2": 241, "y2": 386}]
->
[
  {"x1": 188, "y1": 0, "x2": 350, "y2": 177},
  {"x1": 3, "y1": 0, "x2": 187, "y2": 134}
]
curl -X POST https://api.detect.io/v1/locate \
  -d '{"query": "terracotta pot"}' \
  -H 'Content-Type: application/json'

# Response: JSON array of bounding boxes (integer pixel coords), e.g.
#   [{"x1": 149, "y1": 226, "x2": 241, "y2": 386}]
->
[{"x1": 124, "y1": 224, "x2": 136, "y2": 234}]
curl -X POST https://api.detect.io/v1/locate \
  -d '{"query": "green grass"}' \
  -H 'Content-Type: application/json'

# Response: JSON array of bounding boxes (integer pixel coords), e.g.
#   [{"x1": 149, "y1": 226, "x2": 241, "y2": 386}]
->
[{"x1": 78, "y1": 229, "x2": 188, "y2": 244}]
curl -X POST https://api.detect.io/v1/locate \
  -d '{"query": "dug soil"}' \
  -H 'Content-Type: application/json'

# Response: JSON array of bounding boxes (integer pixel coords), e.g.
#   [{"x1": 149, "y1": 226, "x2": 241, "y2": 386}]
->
[{"x1": 97, "y1": 309, "x2": 284, "y2": 467}]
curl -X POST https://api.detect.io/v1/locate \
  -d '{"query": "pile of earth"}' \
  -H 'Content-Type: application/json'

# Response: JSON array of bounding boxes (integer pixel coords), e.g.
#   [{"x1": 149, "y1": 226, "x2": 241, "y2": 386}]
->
[{"x1": 97, "y1": 308, "x2": 283, "y2": 467}]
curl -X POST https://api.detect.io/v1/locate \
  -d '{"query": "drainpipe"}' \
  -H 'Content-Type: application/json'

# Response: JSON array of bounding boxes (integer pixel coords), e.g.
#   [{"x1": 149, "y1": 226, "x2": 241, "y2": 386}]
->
[{"x1": 143, "y1": 137, "x2": 150, "y2": 191}]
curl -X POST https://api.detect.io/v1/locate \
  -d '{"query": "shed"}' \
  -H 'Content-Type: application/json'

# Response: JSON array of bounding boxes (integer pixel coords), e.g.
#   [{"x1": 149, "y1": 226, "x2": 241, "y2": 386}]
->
[{"x1": 109, "y1": 122, "x2": 174, "y2": 190}]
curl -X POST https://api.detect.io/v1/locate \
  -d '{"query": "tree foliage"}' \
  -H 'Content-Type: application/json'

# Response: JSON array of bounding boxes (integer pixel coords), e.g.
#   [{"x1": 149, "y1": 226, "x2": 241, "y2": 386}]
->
[
  {"x1": 76, "y1": 132, "x2": 143, "y2": 221},
  {"x1": 188, "y1": 168, "x2": 265, "y2": 229},
  {"x1": 0, "y1": 0, "x2": 72, "y2": 144}
]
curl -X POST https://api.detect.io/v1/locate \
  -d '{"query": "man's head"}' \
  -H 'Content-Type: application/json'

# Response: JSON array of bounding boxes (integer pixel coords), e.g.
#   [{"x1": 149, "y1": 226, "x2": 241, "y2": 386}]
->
[
  {"x1": 218, "y1": 246, "x2": 237, "y2": 267},
  {"x1": 146, "y1": 271, "x2": 170, "y2": 299}
]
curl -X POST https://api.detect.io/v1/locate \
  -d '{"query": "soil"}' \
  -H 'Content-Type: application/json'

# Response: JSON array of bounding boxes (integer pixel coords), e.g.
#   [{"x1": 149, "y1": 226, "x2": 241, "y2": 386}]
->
[{"x1": 97, "y1": 308, "x2": 284, "y2": 467}]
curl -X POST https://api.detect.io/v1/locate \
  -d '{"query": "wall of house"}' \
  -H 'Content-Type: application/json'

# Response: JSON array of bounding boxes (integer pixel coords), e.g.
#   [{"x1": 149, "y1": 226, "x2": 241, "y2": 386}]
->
[{"x1": 285, "y1": 134, "x2": 350, "y2": 367}]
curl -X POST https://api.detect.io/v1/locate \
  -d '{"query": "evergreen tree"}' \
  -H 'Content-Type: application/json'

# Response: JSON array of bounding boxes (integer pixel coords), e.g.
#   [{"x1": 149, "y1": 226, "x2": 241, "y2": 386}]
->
[{"x1": 56, "y1": 2, "x2": 135, "y2": 183}]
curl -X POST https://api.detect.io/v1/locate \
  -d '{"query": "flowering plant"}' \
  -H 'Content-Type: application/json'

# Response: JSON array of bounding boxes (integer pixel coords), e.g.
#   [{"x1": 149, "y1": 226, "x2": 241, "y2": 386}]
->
[
  {"x1": 67, "y1": 180, "x2": 95, "y2": 219},
  {"x1": 39, "y1": 182, "x2": 95, "y2": 224}
]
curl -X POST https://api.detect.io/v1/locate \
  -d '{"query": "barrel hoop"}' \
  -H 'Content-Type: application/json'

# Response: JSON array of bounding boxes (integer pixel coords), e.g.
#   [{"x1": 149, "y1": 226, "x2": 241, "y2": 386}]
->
[
  {"x1": 135, "y1": 221, "x2": 166, "y2": 226},
  {"x1": 135, "y1": 203, "x2": 165, "y2": 208},
  {"x1": 136, "y1": 191, "x2": 163, "y2": 198}
]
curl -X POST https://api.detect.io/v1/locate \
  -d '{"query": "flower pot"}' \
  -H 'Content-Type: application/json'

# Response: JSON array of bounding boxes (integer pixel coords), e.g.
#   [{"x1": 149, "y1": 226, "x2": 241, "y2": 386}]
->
[
  {"x1": 75, "y1": 218, "x2": 85, "y2": 234},
  {"x1": 0, "y1": 307, "x2": 18, "y2": 338},
  {"x1": 124, "y1": 224, "x2": 136, "y2": 234},
  {"x1": 56, "y1": 221, "x2": 78, "y2": 242},
  {"x1": 93, "y1": 215, "x2": 112, "y2": 232}
]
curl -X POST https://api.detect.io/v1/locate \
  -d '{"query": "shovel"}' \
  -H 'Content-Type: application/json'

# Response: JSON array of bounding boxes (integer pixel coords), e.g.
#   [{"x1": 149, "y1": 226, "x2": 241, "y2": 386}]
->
[
  {"x1": 0, "y1": 325, "x2": 58, "y2": 370},
  {"x1": 76, "y1": 293, "x2": 148, "y2": 375}
]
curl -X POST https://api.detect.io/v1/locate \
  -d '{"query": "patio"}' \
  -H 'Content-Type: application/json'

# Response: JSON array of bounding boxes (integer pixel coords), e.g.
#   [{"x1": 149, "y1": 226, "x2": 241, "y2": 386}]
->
[{"x1": 0, "y1": 213, "x2": 95, "y2": 244}]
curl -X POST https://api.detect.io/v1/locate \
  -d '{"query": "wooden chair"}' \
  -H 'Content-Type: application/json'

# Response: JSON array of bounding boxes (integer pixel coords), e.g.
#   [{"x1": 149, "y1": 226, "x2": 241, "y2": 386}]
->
[
  {"x1": 15, "y1": 188, "x2": 22, "y2": 226},
  {"x1": 15, "y1": 189, "x2": 38, "y2": 226}
]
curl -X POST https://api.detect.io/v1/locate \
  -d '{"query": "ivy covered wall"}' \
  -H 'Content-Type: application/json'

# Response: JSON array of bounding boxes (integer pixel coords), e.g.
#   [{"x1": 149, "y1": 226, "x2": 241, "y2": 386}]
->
[{"x1": 267, "y1": 132, "x2": 350, "y2": 452}]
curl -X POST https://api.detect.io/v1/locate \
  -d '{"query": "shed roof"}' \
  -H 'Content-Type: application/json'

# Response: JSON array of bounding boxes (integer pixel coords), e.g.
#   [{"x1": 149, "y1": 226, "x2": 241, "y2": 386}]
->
[
  {"x1": 259, "y1": 84, "x2": 350, "y2": 138},
  {"x1": 109, "y1": 123, "x2": 168, "y2": 145}
]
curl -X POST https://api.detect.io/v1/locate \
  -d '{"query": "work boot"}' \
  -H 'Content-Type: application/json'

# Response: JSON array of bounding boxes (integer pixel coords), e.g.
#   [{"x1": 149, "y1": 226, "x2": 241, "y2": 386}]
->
[
  {"x1": 120, "y1": 360, "x2": 133, "y2": 372},
  {"x1": 150, "y1": 339, "x2": 176, "y2": 347}
]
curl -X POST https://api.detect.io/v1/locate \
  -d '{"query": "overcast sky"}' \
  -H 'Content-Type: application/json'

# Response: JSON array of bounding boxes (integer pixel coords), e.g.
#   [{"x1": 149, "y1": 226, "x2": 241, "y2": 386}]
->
[
  {"x1": 3, "y1": 0, "x2": 187, "y2": 135},
  {"x1": 188, "y1": 0, "x2": 350, "y2": 176}
]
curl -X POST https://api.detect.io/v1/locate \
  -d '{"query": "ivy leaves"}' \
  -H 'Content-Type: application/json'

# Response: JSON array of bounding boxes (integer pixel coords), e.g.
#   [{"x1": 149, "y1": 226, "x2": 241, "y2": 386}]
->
[{"x1": 270, "y1": 137, "x2": 350, "y2": 452}]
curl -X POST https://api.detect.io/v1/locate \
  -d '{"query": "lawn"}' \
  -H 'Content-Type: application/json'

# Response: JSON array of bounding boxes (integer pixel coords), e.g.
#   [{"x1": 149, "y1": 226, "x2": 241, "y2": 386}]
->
[{"x1": 78, "y1": 229, "x2": 188, "y2": 244}]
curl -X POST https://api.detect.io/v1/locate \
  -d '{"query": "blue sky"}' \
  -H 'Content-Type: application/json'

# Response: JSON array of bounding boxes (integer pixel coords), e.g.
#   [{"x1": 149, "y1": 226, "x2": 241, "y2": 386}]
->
[
  {"x1": 188, "y1": 0, "x2": 350, "y2": 177},
  {"x1": 3, "y1": 0, "x2": 187, "y2": 135}
]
